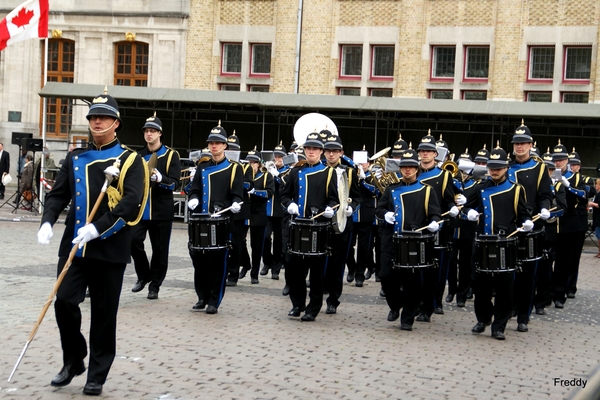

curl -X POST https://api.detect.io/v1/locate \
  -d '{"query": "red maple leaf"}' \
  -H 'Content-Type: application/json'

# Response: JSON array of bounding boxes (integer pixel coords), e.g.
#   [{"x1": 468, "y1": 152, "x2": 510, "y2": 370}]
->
[{"x1": 11, "y1": 7, "x2": 35, "y2": 29}]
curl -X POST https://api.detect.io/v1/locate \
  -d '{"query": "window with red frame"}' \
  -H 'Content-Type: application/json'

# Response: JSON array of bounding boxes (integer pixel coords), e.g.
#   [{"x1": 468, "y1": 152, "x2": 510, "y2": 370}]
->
[
  {"x1": 528, "y1": 47, "x2": 554, "y2": 80},
  {"x1": 562, "y1": 92, "x2": 589, "y2": 103},
  {"x1": 222, "y1": 43, "x2": 242, "y2": 75},
  {"x1": 248, "y1": 85, "x2": 269, "y2": 92},
  {"x1": 526, "y1": 92, "x2": 551, "y2": 102},
  {"x1": 463, "y1": 91, "x2": 487, "y2": 100},
  {"x1": 464, "y1": 46, "x2": 489, "y2": 79},
  {"x1": 430, "y1": 90, "x2": 453, "y2": 99},
  {"x1": 251, "y1": 44, "x2": 271, "y2": 76},
  {"x1": 432, "y1": 46, "x2": 456, "y2": 79},
  {"x1": 115, "y1": 41, "x2": 148, "y2": 86},
  {"x1": 371, "y1": 46, "x2": 394, "y2": 78},
  {"x1": 340, "y1": 45, "x2": 362, "y2": 77},
  {"x1": 339, "y1": 87, "x2": 361, "y2": 96},
  {"x1": 45, "y1": 39, "x2": 75, "y2": 135},
  {"x1": 370, "y1": 88, "x2": 393, "y2": 97},
  {"x1": 564, "y1": 47, "x2": 591, "y2": 81},
  {"x1": 220, "y1": 84, "x2": 240, "y2": 91}
]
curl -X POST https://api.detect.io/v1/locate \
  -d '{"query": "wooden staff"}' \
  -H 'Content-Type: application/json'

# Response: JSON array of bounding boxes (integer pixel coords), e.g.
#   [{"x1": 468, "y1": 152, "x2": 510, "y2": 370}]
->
[
  {"x1": 8, "y1": 162, "x2": 120, "y2": 382},
  {"x1": 211, "y1": 201, "x2": 244, "y2": 217},
  {"x1": 506, "y1": 207, "x2": 557, "y2": 239},
  {"x1": 310, "y1": 204, "x2": 341, "y2": 220}
]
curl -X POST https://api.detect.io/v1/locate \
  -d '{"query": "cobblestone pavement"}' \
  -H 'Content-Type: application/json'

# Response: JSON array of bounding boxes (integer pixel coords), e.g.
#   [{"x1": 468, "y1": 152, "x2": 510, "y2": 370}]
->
[{"x1": 0, "y1": 194, "x2": 599, "y2": 399}]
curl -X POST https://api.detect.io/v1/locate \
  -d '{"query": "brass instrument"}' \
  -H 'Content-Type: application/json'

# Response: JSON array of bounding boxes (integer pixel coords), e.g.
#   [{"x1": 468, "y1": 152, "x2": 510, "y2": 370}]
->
[
  {"x1": 441, "y1": 159, "x2": 460, "y2": 178},
  {"x1": 368, "y1": 147, "x2": 400, "y2": 193}
]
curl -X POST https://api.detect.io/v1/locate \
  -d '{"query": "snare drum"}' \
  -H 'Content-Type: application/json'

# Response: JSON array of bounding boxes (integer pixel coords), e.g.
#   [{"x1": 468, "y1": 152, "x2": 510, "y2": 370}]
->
[
  {"x1": 433, "y1": 224, "x2": 450, "y2": 251},
  {"x1": 392, "y1": 231, "x2": 435, "y2": 269},
  {"x1": 188, "y1": 215, "x2": 230, "y2": 251},
  {"x1": 474, "y1": 235, "x2": 517, "y2": 273},
  {"x1": 288, "y1": 218, "x2": 330, "y2": 257},
  {"x1": 516, "y1": 228, "x2": 544, "y2": 263}
]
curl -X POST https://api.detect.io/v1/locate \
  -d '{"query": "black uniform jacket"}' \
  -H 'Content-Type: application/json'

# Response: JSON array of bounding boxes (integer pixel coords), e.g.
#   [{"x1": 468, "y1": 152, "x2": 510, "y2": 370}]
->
[
  {"x1": 557, "y1": 170, "x2": 589, "y2": 233},
  {"x1": 281, "y1": 161, "x2": 339, "y2": 219},
  {"x1": 188, "y1": 156, "x2": 244, "y2": 216},
  {"x1": 138, "y1": 144, "x2": 181, "y2": 221},
  {"x1": 247, "y1": 169, "x2": 275, "y2": 226},
  {"x1": 418, "y1": 165, "x2": 456, "y2": 212},
  {"x1": 42, "y1": 139, "x2": 147, "y2": 263},
  {"x1": 508, "y1": 158, "x2": 552, "y2": 215},
  {"x1": 544, "y1": 181, "x2": 567, "y2": 240}
]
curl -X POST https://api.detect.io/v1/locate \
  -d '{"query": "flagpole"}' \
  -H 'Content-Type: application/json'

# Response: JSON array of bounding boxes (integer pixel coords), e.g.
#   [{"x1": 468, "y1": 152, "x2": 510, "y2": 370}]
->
[{"x1": 39, "y1": 36, "x2": 48, "y2": 213}]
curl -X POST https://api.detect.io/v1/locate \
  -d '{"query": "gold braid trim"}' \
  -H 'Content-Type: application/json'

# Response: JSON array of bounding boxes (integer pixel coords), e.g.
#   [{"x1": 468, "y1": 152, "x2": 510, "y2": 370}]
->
[{"x1": 105, "y1": 152, "x2": 149, "y2": 226}]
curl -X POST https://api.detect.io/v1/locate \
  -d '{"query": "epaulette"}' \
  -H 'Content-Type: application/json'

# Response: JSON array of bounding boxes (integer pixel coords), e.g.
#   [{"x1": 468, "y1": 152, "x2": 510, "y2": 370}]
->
[
  {"x1": 120, "y1": 144, "x2": 136, "y2": 152},
  {"x1": 531, "y1": 155, "x2": 544, "y2": 164}
]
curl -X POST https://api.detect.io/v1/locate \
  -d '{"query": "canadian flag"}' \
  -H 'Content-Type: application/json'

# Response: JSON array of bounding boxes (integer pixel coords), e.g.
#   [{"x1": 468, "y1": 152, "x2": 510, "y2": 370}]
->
[{"x1": 0, "y1": 0, "x2": 49, "y2": 51}]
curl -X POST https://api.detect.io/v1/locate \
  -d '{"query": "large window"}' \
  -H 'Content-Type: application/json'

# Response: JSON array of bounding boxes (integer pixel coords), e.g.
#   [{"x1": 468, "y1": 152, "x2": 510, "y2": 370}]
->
[
  {"x1": 114, "y1": 41, "x2": 148, "y2": 86},
  {"x1": 431, "y1": 46, "x2": 456, "y2": 79},
  {"x1": 564, "y1": 46, "x2": 592, "y2": 82},
  {"x1": 340, "y1": 45, "x2": 362, "y2": 78},
  {"x1": 562, "y1": 92, "x2": 589, "y2": 103},
  {"x1": 222, "y1": 43, "x2": 242, "y2": 75},
  {"x1": 371, "y1": 46, "x2": 394, "y2": 78},
  {"x1": 250, "y1": 43, "x2": 271, "y2": 76},
  {"x1": 45, "y1": 39, "x2": 75, "y2": 135},
  {"x1": 526, "y1": 91, "x2": 552, "y2": 102},
  {"x1": 464, "y1": 46, "x2": 489, "y2": 80},
  {"x1": 528, "y1": 47, "x2": 554, "y2": 81},
  {"x1": 430, "y1": 90, "x2": 453, "y2": 99}
]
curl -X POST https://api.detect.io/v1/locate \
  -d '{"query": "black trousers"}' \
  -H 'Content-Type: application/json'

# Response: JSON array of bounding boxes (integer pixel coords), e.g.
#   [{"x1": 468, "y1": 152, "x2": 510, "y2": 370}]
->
[
  {"x1": 262, "y1": 216, "x2": 283, "y2": 274},
  {"x1": 373, "y1": 225, "x2": 381, "y2": 277},
  {"x1": 325, "y1": 230, "x2": 351, "y2": 308},
  {"x1": 353, "y1": 221, "x2": 375, "y2": 281},
  {"x1": 249, "y1": 225, "x2": 266, "y2": 279},
  {"x1": 473, "y1": 271, "x2": 515, "y2": 333},
  {"x1": 227, "y1": 219, "x2": 250, "y2": 283},
  {"x1": 432, "y1": 248, "x2": 450, "y2": 311},
  {"x1": 553, "y1": 230, "x2": 585, "y2": 303},
  {"x1": 285, "y1": 254, "x2": 326, "y2": 316},
  {"x1": 54, "y1": 256, "x2": 126, "y2": 385},
  {"x1": 514, "y1": 260, "x2": 538, "y2": 324},
  {"x1": 190, "y1": 248, "x2": 229, "y2": 308},
  {"x1": 381, "y1": 268, "x2": 422, "y2": 326},
  {"x1": 131, "y1": 219, "x2": 173, "y2": 292},
  {"x1": 456, "y1": 237, "x2": 474, "y2": 304},
  {"x1": 535, "y1": 240, "x2": 554, "y2": 309}
]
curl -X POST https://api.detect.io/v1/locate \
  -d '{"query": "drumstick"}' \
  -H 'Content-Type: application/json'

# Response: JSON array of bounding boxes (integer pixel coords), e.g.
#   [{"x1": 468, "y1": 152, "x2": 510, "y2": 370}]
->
[
  {"x1": 414, "y1": 220, "x2": 444, "y2": 232},
  {"x1": 441, "y1": 205, "x2": 464, "y2": 217},
  {"x1": 310, "y1": 204, "x2": 341, "y2": 220},
  {"x1": 211, "y1": 201, "x2": 244, "y2": 217},
  {"x1": 506, "y1": 207, "x2": 557, "y2": 238}
]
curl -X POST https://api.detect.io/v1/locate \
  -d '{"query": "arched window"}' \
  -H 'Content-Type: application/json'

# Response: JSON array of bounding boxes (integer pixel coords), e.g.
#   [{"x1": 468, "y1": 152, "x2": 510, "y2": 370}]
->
[{"x1": 114, "y1": 41, "x2": 148, "y2": 86}]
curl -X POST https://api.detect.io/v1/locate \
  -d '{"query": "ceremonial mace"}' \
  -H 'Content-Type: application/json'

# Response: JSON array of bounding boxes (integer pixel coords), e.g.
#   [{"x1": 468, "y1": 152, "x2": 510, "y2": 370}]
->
[{"x1": 8, "y1": 161, "x2": 121, "y2": 382}]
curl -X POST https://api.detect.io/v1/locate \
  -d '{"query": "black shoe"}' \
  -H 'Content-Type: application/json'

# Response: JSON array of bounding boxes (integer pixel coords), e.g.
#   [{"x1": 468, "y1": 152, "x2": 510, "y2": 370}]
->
[
  {"x1": 288, "y1": 307, "x2": 302, "y2": 317},
  {"x1": 456, "y1": 301, "x2": 466, "y2": 307},
  {"x1": 466, "y1": 288, "x2": 473, "y2": 299},
  {"x1": 192, "y1": 300, "x2": 206, "y2": 311},
  {"x1": 355, "y1": 279, "x2": 364, "y2": 287},
  {"x1": 50, "y1": 361, "x2": 86, "y2": 387},
  {"x1": 555, "y1": 301, "x2": 564, "y2": 309},
  {"x1": 445, "y1": 294, "x2": 455, "y2": 303},
  {"x1": 226, "y1": 280, "x2": 237, "y2": 287},
  {"x1": 206, "y1": 305, "x2": 218, "y2": 314},
  {"x1": 567, "y1": 292, "x2": 576, "y2": 299},
  {"x1": 471, "y1": 321, "x2": 491, "y2": 334},
  {"x1": 326, "y1": 305, "x2": 337, "y2": 314},
  {"x1": 346, "y1": 271, "x2": 355, "y2": 283},
  {"x1": 517, "y1": 323, "x2": 528, "y2": 332},
  {"x1": 83, "y1": 382, "x2": 102, "y2": 396},
  {"x1": 433, "y1": 306, "x2": 444, "y2": 315},
  {"x1": 131, "y1": 280, "x2": 147, "y2": 293},
  {"x1": 251, "y1": 278, "x2": 259, "y2": 284},
  {"x1": 282, "y1": 285, "x2": 290, "y2": 296},
  {"x1": 387, "y1": 310, "x2": 400, "y2": 321},
  {"x1": 271, "y1": 272, "x2": 279, "y2": 280},
  {"x1": 260, "y1": 266, "x2": 269, "y2": 276},
  {"x1": 83, "y1": 382, "x2": 103, "y2": 396},
  {"x1": 364, "y1": 269, "x2": 373, "y2": 280},
  {"x1": 238, "y1": 267, "x2": 249, "y2": 279},
  {"x1": 147, "y1": 290, "x2": 158, "y2": 300},
  {"x1": 535, "y1": 307, "x2": 546, "y2": 315},
  {"x1": 379, "y1": 289, "x2": 386, "y2": 297},
  {"x1": 416, "y1": 313, "x2": 430, "y2": 322},
  {"x1": 492, "y1": 331, "x2": 505, "y2": 340},
  {"x1": 301, "y1": 313, "x2": 316, "y2": 321},
  {"x1": 400, "y1": 323, "x2": 413, "y2": 331}
]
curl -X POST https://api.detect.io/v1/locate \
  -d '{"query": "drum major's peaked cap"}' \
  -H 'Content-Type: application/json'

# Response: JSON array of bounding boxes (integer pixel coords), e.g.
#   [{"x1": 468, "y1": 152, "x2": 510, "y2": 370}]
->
[
  {"x1": 246, "y1": 146, "x2": 261, "y2": 162},
  {"x1": 486, "y1": 148, "x2": 509, "y2": 169},
  {"x1": 303, "y1": 132, "x2": 324, "y2": 149},
  {"x1": 227, "y1": 130, "x2": 241, "y2": 150},
  {"x1": 142, "y1": 113, "x2": 162, "y2": 132},
  {"x1": 568, "y1": 148, "x2": 581, "y2": 165},
  {"x1": 458, "y1": 148, "x2": 472, "y2": 161},
  {"x1": 417, "y1": 132, "x2": 438, "y2": 152},
  {"x1": 399, "y1": 149, "x2": 419, "y2": 167},
  {"x1": 207, "y1": 121, "x2": 227, "y2": 143},
  {"x1": 86, "y1": 90, "x2": 123, "y2": 131},
  {"x1": 474, "y1": 144, "x2": 490, "y2": 163},
  {"x1": 273, "y1": 141, "x2": 287, "y2": 157},
  {"x1": 435, "y1": 134, "x2": 448, "y2": 149},
  {"x1": 511, "y1": 120, "x2": 533, "y2": 143},
  {"x1": 552, "y1": 140, "x2": 569, "y2": 161},
  {"x1": 542, "y1": 149, "x2": 555, "y2": 168},
  {"x1": 391, "y1": 134, "x2": 409, "y2": 156},
  {"x1": 323, "y1": 134, "x2": 343, "y2": 150}
]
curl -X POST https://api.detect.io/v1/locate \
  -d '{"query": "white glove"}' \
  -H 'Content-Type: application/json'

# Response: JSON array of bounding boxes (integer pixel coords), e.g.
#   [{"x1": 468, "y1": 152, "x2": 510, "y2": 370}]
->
[
  {"x1": 103, "y1": 165, "x2": 120, "y2": 178},
  {"x1": 150, "y1": 169, "x2": 162, "y2": 182},
  {"x1": 448, "y1": 206, "x2": 459, "y2": 218},
  {"x1": 230, "y1": 202, "x2": 242, "y2": 214},
  {"x1": 72, "y1": 224, "x2": 100, "y2": 249},
  {"x1": 374, "y1": 169, "x2": 383, "y2": 179},
  {"x1": 267, "y1": 166, "x2": 279, "y2": 177},
  {"x1": 287, "y1": 202, "x2": 299, "y2": 215},
  {"x1": 467, "y1": 209, "x2": 479, "y2": 222},
  {"x1": 455, "y1": 194, "x2": 467, "y2": 206},
  {"x1": 384, "y1": 211, "x2": 395, "y2": 225},
  {"x1": 323, "y1": 206, "x2": 334, "y2": 219},
  {"x1": 189, "y1": 167, "x2": 196, "y2": 180},
  {"x1": 188, "y1": 198, "x2": 199, "y2": 210},
  {"x1": 561, "y1": 176, "x2": 570, "y2": 188},
  {"x1": 37, "y1": 222, "x2": 53, "y2": 245},
  {"x1": 426, "y1": 220, "x2": 440, "y2": 232},
  {"x1": 357, "y1": 167, "x2": 366, "y2": 180},
  {"x1": 344, "y1": 206, "x2": 353, "y2": 217},
  {"x1": 518, "y1": 219, "x2": 534, "y2": 232},
  {"x1": 248, "y1": 188, "x2": 256, "y2": 195},
  {"x1": 539, "y1": 208, "x2": 551, "y2": 220}
]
